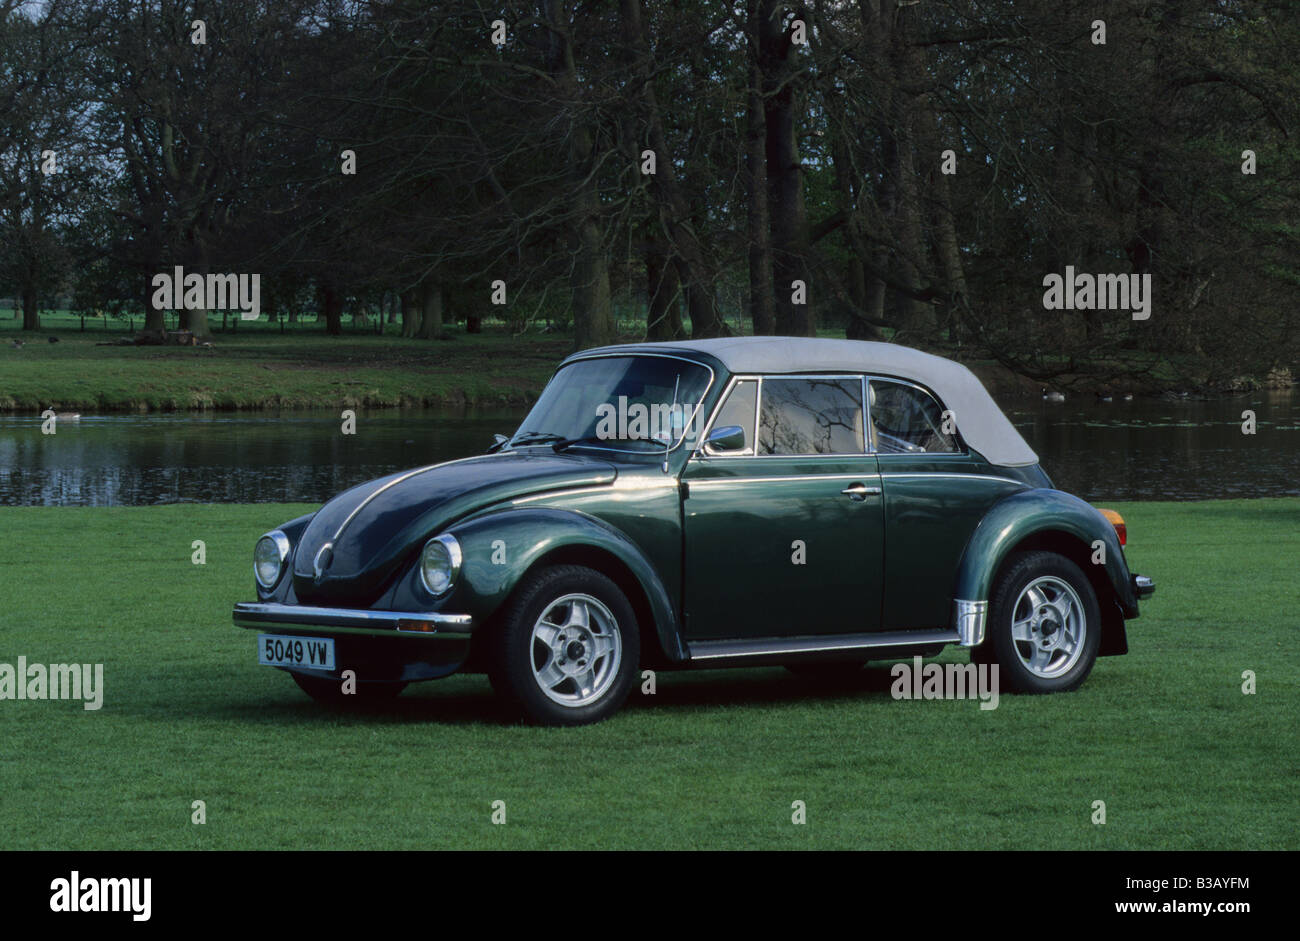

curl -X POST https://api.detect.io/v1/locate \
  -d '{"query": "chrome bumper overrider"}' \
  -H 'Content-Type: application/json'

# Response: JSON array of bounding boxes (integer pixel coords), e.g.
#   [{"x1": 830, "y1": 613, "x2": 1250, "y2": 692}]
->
[
  {"x1": 232, "y1": 602, "x2": 472, "y2": 637},
  {"x1": 1133, "y1": 574, "x2": 1155, "y2": 599},
  {"x1": 953, "y1": 599, "x2": 988, "y2": 647}
]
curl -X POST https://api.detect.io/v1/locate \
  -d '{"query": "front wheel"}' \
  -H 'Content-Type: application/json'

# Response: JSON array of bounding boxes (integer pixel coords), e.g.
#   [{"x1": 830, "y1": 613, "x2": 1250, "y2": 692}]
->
[
  {"x1": 487, "y1": 565, "x2": 640, "y2": 726},
  {"x1": 980, "y1": 550, "x2": 1101, "y2": 693}
]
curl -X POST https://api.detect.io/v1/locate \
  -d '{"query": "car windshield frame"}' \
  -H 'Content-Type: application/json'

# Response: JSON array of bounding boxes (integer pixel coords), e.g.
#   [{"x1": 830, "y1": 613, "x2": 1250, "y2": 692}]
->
[{"x1": 510, "y1": 353, "x2": 716, "y2": 456}]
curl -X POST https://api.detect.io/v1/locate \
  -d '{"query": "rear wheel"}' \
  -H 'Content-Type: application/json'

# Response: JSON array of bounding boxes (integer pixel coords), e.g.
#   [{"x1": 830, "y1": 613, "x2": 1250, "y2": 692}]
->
[
  {"x1": 981, "y1": 550, "x2": 1101, "y2": 693},
  {"x1": 291, "y1": 673, "x2": 407, "y2": 704},
  {"x1": 487, "y1": 565, "x2": 639, "y2": 726}
]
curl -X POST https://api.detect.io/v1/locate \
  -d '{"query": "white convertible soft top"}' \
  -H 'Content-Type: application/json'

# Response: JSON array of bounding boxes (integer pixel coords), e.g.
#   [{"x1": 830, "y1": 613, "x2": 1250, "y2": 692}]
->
[{"x1": 571, "y1": 336, "x2": 1039, "y2": 467}]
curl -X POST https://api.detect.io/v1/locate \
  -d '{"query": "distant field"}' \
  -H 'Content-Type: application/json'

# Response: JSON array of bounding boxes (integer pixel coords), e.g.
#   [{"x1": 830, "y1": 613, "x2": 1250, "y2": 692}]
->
[
  {"x1": 0, "y1": 312, "x2": 571, "y2": 412},
  {"x1": 0, "y1": 499, "x2": 1294, "y2": 850}
]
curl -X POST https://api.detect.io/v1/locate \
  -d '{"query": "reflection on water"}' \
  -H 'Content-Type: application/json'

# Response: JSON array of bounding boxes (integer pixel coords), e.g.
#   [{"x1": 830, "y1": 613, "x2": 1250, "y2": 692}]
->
[
  {"x1": 1006, "y1": 388, "x2": 1299, "y2": 501},
  {"x1": 0, "y1": 392, "x2": 1295, "y2": 506},
  {"x1": 0, "y1": 409, "x2": 521, "y2": 507}
]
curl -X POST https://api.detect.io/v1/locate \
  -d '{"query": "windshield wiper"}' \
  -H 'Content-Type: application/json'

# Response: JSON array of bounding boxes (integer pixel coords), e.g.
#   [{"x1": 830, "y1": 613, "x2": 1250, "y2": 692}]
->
[{"x1": 507, "y1": 430, "x2": 570, "y2": 448}]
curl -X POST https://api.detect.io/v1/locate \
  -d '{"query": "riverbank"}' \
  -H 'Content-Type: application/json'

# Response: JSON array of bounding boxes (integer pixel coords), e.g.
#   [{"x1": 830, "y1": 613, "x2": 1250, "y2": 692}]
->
[
  {"x1": 0, "y1": 324, "x2": 570, "y2": 412},
  {"x1": 1, "y1": 498, "x2": 1295, "y2": 849},
  {"x1": 1, "y1": 317, "x2": 1291, "y2": 412}
]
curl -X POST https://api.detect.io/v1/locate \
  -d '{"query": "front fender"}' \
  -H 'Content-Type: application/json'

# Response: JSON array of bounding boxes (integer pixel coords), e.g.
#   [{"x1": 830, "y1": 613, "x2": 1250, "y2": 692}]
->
[
  {"x1": 446, "y1": 507, "x2": 685, "y2": 662},
  {"x1": 954, "y1": 489, "x2": 1138, "y2": 614}
]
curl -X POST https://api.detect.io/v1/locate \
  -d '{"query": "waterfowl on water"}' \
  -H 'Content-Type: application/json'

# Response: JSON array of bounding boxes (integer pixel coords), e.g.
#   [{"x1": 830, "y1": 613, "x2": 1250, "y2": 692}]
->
[{"x1": 1041, "y1": 387, "x2": 1066, "y2": 403}]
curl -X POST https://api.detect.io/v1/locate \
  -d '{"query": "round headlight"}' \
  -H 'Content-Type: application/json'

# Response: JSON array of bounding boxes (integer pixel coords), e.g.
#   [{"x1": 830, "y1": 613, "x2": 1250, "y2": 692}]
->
[
  {"x1": 420, "y1": 534, "x2": 462, "y2": 597},
  {"x1": 254, "y1": 531, "x2": 290, "y2": 589}
]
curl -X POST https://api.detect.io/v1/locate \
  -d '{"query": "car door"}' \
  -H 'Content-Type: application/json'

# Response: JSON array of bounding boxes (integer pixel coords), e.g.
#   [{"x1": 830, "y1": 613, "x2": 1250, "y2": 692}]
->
[
  {"x1": 868, "y1": 377, "x2": 1025, "y2": 630},
  {"x1": 681, "y1": 375, "x2": 884, "y2": 639}
]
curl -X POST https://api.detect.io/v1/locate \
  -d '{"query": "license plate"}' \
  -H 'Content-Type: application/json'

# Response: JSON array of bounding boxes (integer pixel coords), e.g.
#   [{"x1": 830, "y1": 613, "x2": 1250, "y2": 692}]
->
[{"x1": 258, "y1": 634, "x2": 335, "y2": 671}]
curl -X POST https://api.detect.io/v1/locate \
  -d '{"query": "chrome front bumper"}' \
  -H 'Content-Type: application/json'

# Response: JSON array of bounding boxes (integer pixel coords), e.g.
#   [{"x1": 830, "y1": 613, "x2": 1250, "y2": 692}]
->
[{"x1": 232, "y1": 602, "x2": 472, "y2": 638}]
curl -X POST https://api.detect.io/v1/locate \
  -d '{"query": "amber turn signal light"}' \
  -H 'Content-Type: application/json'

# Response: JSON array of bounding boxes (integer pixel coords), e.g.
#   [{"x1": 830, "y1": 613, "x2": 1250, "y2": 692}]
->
[{"x1": 1098, "y1": 508, "x2": 1126, "y2": 546}]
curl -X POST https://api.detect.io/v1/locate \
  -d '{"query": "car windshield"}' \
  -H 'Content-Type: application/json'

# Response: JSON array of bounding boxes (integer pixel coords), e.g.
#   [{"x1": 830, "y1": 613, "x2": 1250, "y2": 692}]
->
[{"x1": 512, "y1": 356, "x2": 711, "y2": 453}]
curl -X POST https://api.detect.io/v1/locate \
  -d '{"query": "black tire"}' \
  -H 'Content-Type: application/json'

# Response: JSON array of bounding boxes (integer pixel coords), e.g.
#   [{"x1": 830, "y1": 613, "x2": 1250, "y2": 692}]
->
[
  {"x1": 784, "y1": 661, "x2": 867, "y2": 677},
  {"x1": 487, "y1": 564, "x2": 639, "y2": 726},
  {"x1": 982, "y1": 550, "x2": 1101, "y2": 693},
  {"x1": 291, "y1": 672, "x2": 407, "y2": 704}
]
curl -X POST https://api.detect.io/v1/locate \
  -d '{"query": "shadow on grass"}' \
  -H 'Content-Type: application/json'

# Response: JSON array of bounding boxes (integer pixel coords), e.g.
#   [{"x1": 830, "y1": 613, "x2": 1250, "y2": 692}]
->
[{"x1": 122, "y1": 662, "x2": 912, "y2": 727}]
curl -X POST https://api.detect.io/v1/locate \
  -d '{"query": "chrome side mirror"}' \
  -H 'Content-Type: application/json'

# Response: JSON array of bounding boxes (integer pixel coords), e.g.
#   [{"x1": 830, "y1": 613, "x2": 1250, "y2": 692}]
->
[{"x1": 702, "y1": 424, "x2": 747, "y2": 455}]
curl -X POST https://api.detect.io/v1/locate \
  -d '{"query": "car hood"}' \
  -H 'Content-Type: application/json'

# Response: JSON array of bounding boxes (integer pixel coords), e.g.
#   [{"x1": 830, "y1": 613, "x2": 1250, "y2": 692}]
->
[{"x1": 292, "y1": 451, "x2": 617, "y2": 605}]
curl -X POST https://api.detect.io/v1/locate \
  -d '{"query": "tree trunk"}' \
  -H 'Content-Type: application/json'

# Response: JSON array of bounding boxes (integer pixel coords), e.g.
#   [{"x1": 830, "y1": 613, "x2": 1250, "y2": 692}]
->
[
  {"x1": 760, "y1": 0, "x2": 814, "y2": 337},
  {"x1": 645, "y1": 237, "x2": 685, "y2": 340},
  {"x1": 831, "y1": 127, "x2": 883, "y2": 341},
  {"x1": 180, "y1": 306, "x2": 212, "y2": 338},
  {"x1": 885, "y1": 8, "x2": 936, "y2": 341},
  {"x1": 142, "y1": 268, "x2": 166, "y2": 332},
  {"x1": 21, "y1": 285, "x2": 39, "y2": 331},
  {"x1": 547, "y1": 0, "x2": 614, "y2": 350},
  {"x1": 322, "y1": 286, "x2": 343, "y2": 336},
  {"x1": 417, "y1": 282, "x2": 443, "y2": 339},
  {"x1": 181, "y1": 249, "x2": 213, "y2": 338},
  {"x1": 919, "y1": 104, "x2": 970, "y2": 346},
  {"x1": 745, "y1": 0, "x2": 776, "y2": 336},
  {"x1": 400, "y1": 289, "x2": 420, "y2": 338}
]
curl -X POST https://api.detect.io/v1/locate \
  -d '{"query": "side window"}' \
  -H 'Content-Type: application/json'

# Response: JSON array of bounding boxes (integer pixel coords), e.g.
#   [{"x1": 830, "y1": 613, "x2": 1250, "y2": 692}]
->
[
  {"x1": 708, "y1": 379, "x2": 757, "y2": 452},
  {"x1": 868, "y1": 380, "x2": 958, "y2": 454},
  {"x1": 758, "y1": 378, "x2": 865, "y2": 455}
]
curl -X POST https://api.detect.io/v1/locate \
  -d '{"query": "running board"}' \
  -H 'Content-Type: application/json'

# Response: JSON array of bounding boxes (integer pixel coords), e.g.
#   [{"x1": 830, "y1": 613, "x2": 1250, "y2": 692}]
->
[{"x1": 686, "y1": 629, "x2": 960, "y2": 663}]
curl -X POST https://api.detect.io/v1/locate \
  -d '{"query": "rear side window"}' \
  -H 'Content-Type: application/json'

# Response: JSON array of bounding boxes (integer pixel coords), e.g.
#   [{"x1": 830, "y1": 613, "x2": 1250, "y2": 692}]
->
[
  {"x1": 868, "y1": 380, "x2": 958, "y2": 454},
  {"x1": 758, "y1": 378, "x2": 865, "y2": 455}
]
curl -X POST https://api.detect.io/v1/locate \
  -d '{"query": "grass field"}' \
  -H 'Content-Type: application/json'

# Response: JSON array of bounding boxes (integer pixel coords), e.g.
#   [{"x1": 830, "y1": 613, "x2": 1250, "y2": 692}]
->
[
  {"x1": 0, "y1": 498, "x2": 1296, "y2": 850},
  {"x1": 0, "y1": 314, "x2": 571, "y2": 412}
]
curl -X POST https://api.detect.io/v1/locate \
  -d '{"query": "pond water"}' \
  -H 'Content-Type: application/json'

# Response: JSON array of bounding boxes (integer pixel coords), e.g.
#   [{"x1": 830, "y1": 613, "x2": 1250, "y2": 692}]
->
[{"x1": 0, "y1": 392, "x2": 1295, "y2": 506}]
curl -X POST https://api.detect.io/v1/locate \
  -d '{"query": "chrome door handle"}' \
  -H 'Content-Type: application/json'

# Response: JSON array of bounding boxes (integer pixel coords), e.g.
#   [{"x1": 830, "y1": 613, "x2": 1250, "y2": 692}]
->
[{"x1": 840, "y1": 482, "x2": 882, "y2": 501}]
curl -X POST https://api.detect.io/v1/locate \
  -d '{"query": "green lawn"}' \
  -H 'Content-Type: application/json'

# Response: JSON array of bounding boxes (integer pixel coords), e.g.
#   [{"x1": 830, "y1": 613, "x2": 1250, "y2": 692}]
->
[
  {"x1": 0, "y1": 499, "x2": 1295, "y2": 849},
  {"x1": 0, "y1": 316, "x2": 570, "y2": 412}
]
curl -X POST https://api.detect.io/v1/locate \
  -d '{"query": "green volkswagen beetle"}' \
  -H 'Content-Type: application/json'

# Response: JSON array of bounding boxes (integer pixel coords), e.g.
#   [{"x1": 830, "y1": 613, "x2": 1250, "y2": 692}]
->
[{"x1": 233, "y1": 337, "x2": 1154, "y2": 725}]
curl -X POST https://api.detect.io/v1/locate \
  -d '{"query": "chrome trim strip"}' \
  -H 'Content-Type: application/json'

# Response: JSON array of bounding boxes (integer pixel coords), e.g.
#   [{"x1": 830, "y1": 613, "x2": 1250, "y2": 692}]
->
[
  {"x1": 953, "y1": 599, "x2": 988, "y2": 647},
  {"x1": 329, "y1": 453, "x2": 491, "y2": 547},
  {"x1": 687, "y1": 473, "x2": 883, "y2": 485},
  {"x1": 508, "y1": 485, "x2": 622, "y2": 506},
  {"x1": 880, "y1": 472, "x2": 1027, "y2": 487},
  {"x1": 687, "y1": 629, "x2": 959, "y2": 661},
  {"x1": 233, "y1": 602, "x2": 473, "y2": 637}
]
